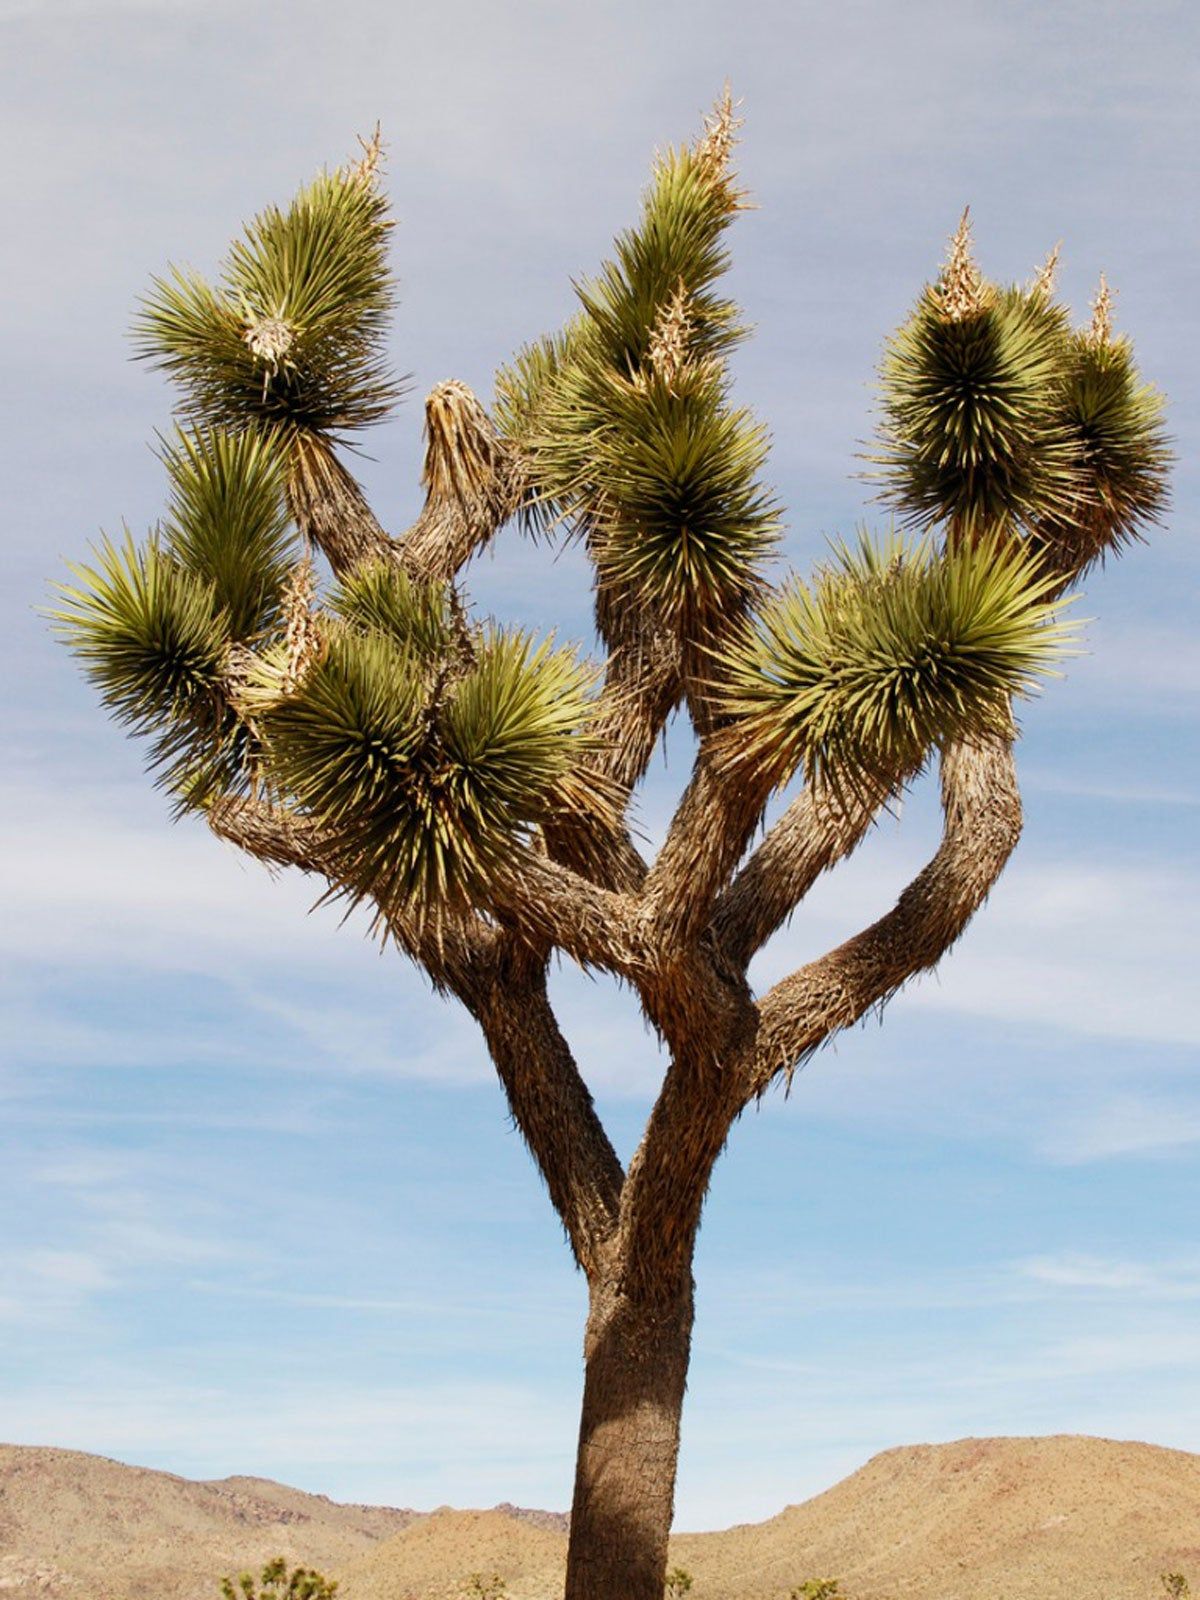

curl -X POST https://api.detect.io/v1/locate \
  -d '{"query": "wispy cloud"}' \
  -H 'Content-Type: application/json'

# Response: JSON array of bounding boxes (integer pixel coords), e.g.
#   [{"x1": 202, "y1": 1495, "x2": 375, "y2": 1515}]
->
[
  {"x1": 1039, "y1": 1093, "x2": 1200, "y2": 1163},
  {"x1": 1019, "y1": 1252, "x2": 1200, "y2": 1296}
]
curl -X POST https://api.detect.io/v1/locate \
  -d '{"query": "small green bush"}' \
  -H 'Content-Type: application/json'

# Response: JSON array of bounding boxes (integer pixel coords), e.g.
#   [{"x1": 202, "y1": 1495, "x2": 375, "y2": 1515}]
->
[
  {"x1": 462, "y1": 1574, "x2": 508, "y2": 1600},
  {"x1": 790, "y1": 1580, "x2": 842, "y2": 1600},
  {"x1": 665, "y1": 1566, "x2": 694, "y2": 1598},
  {"x1": 219, "y1": 1556, "x2": 338, "y2": 1600}
]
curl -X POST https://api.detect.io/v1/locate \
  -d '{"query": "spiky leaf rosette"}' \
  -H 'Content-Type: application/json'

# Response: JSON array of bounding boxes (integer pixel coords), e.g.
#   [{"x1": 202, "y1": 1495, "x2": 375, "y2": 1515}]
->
[
  {"x1": 1032, "y1": 328, "x2": 1171, "y2": 574},
  {"x1": 52, "y1": 534, "x2": 249, "y2": 805},
  {"x1": 135, "y1": 156, "x2": 398, "y2": 445},
  {"x1": 577, "y1": 362, "x2": 777, "y2": 622},
  {"x1": 331, "y1": 560, "x2": 457, "y2": 662},
  {"x1": 256, "y1": 619, "x2": 604, "y2": 925},
  {"x1": 713, "y1": 532, "x2": 1075, "y2": 801},
  {"x1": 494, "y1": 96, "x2": 777, "y2": 631},
  {"x1": 875, "y1": 253, "x2": 1078, "y2": 540},
  {"x1": 159, "y1": 426, "x2": 294, "y2": 638}
]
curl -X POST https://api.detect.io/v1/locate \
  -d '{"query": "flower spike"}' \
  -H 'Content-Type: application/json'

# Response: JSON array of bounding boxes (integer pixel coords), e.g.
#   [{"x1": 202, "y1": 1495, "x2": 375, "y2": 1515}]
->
[
  {"x1": 1030, "y1": 243, "x2": 1062, "y2": 301},
  {"x1": 1089, "y1": 274, "x2": 1115, "y2": 347},
  {"x1": 938, "y1": 208, "x2": 987, "y2": 321}
]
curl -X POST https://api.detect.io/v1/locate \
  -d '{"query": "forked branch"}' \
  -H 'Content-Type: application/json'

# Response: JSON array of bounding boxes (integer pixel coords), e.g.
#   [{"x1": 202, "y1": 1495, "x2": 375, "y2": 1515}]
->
[
  {"x1": 455, "y1": 937, "x2": 625, "y2": 1273},
  {"x1": 747, "y1": 731, "x2": 1022, "y2": 1094},
  {"x1": 713, "y1": 780, "x2": 889, "y2": 966}
]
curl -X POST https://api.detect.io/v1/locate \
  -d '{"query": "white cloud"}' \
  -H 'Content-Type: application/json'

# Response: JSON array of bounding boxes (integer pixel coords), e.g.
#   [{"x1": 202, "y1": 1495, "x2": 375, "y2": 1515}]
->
[
  {"x1": 754, "y1": 844, "x2": 1200, "y2": 1052},
  {"x1": 1019, "y1": 1252, "x2": 1200, "y2": 1296},
  {"x1": 1040, "y1": 1094, "x2": 1200, "y2": 1163}
]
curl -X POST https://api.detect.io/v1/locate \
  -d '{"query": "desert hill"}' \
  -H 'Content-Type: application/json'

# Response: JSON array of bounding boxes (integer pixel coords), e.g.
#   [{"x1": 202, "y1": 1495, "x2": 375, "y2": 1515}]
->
[
  {"x1": 327, "y1": 1435, "x2": 1200, "y2": 1600},
  {"x1": 3, "y1": 1435, "x2": 1200, "y2": 1598},
  {"x1": 669, "y1": 1434, "x2": 1200, "y2": 1598},
  {"x1": 340, "y1": 1508, "x2": 568, "y2": 1600},
  {"x1": 0, "y1": 1444, "x2": 417, "y2": 1598}
]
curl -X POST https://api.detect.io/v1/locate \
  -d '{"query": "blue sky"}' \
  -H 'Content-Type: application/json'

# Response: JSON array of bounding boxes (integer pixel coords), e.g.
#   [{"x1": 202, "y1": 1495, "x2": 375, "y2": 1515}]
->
[{"x1": 1, "y1": 0, "x2": 1198, "y2": 1531}]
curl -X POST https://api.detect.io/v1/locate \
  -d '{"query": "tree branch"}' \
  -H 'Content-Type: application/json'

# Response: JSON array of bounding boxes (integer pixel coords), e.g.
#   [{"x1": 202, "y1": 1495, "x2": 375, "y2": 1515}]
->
[
  {"x1": 542, "y1": 600, "x2": 682, "y2": 897},
  {"x1": 745, "y1": 730, "x2": 1022, "y2": 1095},
  {"x1": 638, "y1": 747, "x2": 768, "y2": 953},
  {"x1": 712, "y1": 781, "x2": 887, "y2": 966},
  {"x1": 453, "y1": 937, "x2": 625, "y2": 1275},
  {"x1": 287, "y1": 434, "x2": 396, "y2": 575},
  {"x1": 205, "y1": 792, "x2": 498, "y2": 981},
  {"x1": 207, "y1": 794, "x2": 625, "y2": 1274},
  {"x1": 614, "y1": 943, "x2": 758, "y2": 1300},
  {"x1": 490, "y1": 848, "x2": 645, "y2": 978},
  {"x1": 399, "y1": 381, "x2": 520, "y2": 581}
]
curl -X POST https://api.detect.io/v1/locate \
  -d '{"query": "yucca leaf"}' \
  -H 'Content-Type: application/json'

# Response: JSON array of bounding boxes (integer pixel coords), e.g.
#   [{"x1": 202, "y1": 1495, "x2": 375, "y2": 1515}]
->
[
  {"x1": 1032, "y1": 330, "x2": 1171, "y2": 572},
  {"x1": 586, "y1": 365, "x2": 779, "y2": 619},
  {"x1": 494, "y1": 105, "x2": 773, "y2": 631},
  {"x1": 874, "y1": 279, "x2": 1078, "y2": 537},
  {"x1": 256, "y1": 623, "x2": 601, "y2": 922},
  {"x1": 135, "y1": 162, "x2": 400, "y2": 442},
  {"x1": 159, "y1": 426, "x2": 294, "y2": 638},
  {"x1": 442, "y1": 631, "x2": 598, "y2": 819},
  {"x1": 51, "y1": 532, "x2": 248, "y2": 804},
  {"x1": 713, "y1": 531, "x2": 1077, "y2": 801},
  {"x1": 576, "y1": 143, "x2": 745, "y2": 377},
  {"x1": 330, "y1": 560, "x2": 456, "y2": 661}
]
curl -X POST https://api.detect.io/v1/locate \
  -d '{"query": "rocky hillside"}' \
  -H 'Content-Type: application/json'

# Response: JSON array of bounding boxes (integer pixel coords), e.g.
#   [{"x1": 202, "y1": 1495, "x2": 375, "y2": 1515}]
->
[
  {"x1": 3, "y1": 1434, "x2": 1200, "y2": 1598},
  {"x1": 0, "y1": 1444, "x2": 416, "y2": 1598}
]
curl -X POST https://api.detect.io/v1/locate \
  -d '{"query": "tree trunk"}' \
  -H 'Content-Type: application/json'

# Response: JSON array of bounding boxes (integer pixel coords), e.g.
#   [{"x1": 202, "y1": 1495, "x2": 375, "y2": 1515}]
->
[{"x1": 564, "y1": 1269, "x2": 696, "y2": 1600}]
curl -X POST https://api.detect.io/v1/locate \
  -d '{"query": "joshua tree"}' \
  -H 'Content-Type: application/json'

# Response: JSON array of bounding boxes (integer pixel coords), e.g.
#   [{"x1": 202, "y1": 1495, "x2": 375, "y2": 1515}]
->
[
  {"x1": 56, "y1": 96, "x2": 1169, "y2": 1600},
  {"x1": 220, "y1": 1557, "x2": 338, "y2": 1599}
]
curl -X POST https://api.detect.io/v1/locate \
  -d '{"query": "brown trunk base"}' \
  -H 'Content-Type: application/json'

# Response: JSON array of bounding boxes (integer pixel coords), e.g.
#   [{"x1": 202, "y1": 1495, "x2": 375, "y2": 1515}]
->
[{"x1": 564, "y1": 1276, "x2": 694, "y2": 1600}]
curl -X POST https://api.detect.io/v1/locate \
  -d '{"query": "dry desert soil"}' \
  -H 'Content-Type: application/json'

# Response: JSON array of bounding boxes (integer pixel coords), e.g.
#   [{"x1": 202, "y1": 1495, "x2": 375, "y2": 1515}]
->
[{"x1": 1, "y1": 1434, "x2": 1198, "y2": 1598}]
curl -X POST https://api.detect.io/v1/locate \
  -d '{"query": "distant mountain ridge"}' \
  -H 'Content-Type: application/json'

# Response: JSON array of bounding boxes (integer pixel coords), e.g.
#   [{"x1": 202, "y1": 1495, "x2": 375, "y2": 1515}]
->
[
  {"x1": 2, "y1": 1434, "x2": 1199, "y2": 1598},
  {"x1": 0, "y1": 1444, "x2": 418, "y2": 1598}
]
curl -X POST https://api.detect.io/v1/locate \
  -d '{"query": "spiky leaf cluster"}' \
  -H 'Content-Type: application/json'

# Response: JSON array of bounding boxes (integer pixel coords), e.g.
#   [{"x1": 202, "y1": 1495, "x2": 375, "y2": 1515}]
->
[
  {"x1": 714, "y1": 532, "x2": 1075, "y2": 800},
  {"x1": 875, "y1": 281, "x2": 1077, "y2": 538},
  {"x1": 331, "y1": 560, "x2": 456, "y2": 660},
  {"x1": 53, "y1": 533, "x2": 245, "y2": 804},
  {"x1": 1032, "y1": 330, "x2": 1170, "y2": 571},
  {"x1": 54, "y1": 428, "x2": 296, "y2": 805},
  {"x1": 582, "y1": 363, "x2": 776, "y2": 617},
  {"x1": 136, "y1": 161, "x2": 398, "y2": 443},
  {"x1": 160, "y1": 427, "x2": 294, "y2": 636},
  {"x1": 256, "y1": 576, "x2": 602, "y2": 921},
  {"x1": 220, "y1": 1555, "x2": 338, "y2": 1600},
  {"x1": 495, "y1": 123, "x2": 777, "y2": 629}
]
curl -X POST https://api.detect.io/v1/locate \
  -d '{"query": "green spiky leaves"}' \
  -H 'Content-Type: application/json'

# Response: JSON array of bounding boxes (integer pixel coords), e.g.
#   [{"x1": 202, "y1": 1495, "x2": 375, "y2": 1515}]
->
[
  {"x1": 136, "y1": 158, "x2": 399, "y2": 442},
  {"x1": 54, "y1": 427, "x2": 297, "y2": 805},
  {"x1": 256, "y1": 569, "x2": 605, "y2": 922},
  {"x1": 52, "y1": 533, "x2": 247, "y2": 803},
  {"x1": 331, "y1": 561, "x2": 456, "y2": 661},
  {"x1": 875, "y1": 280, "x2": 1076, "y2": 539},
  {"x1": 574, "y1": 138, "x2": 746, "y2": 377},
  {"x1": 494, "y1": 102, "x2": 777, "y2": 630},
  {"x1": 714, "y1": 532, "x2": 1076, "y2": 801},
  {"x1": 874, "y1": 218, "x2": 1170, "y2": 571},
  {"x1": 569, "y1": 362, "x2": 777, "y2": 620},
  {"x1": 160, "y1": 426, "x2": 294, "y2": 637},
  {"x1": 1031, "y1": 329, "x2": 1170, "y2": 571}
]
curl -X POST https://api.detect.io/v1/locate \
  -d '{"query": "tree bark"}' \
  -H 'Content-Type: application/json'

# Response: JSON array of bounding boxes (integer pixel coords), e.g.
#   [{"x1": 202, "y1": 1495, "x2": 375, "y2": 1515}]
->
[{"x1": 564, "y1": 1268, "x2": 696, "y2": 1600}]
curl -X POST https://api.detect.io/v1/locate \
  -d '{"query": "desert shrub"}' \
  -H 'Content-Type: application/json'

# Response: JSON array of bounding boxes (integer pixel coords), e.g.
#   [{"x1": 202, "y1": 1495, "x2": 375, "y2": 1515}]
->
[
  {"x1": 665, "y1": 1567, "x2": 694, "y2": 1597},
  {"x1": 1162, "y1": 1576, "x2": 1192, "y2": 1600},
  {"x1": 790, "y1": 1581, "x2": 842, "y2": 1600},
  {"x1": 219, "y1": 1556, "x2": 338, "y2": 1599},
  {"x1": 463, "y1": 1574, "x2": 508, "y2": 1600}
]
